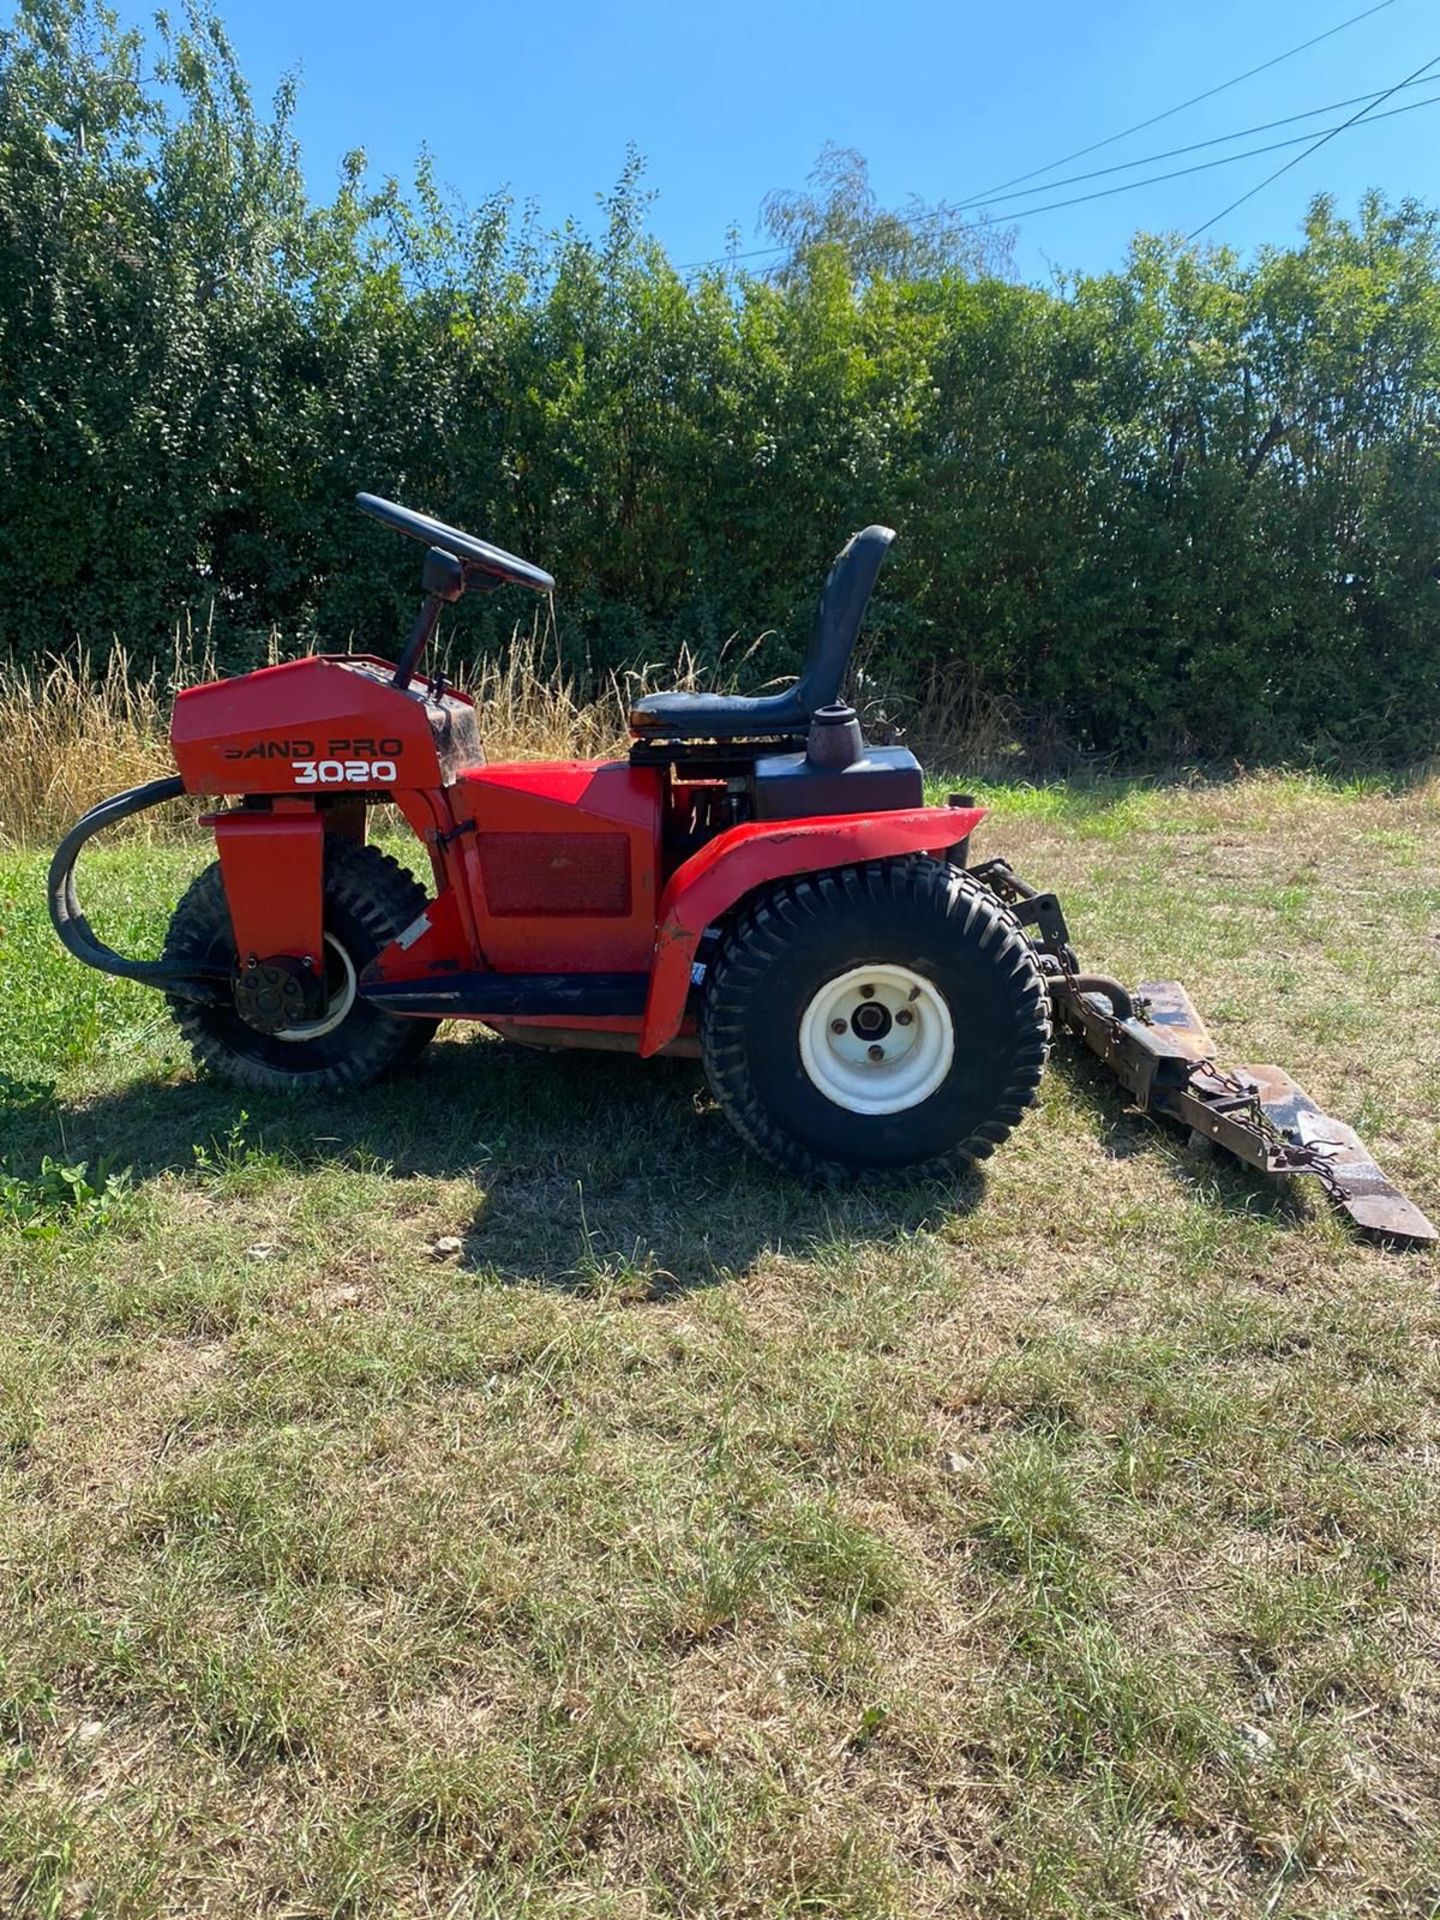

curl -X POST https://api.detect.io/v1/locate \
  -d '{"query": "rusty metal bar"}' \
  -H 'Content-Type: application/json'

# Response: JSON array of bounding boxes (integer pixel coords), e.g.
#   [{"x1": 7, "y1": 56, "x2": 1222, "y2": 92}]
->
[
  {"x1": 1045, "y1": 974, "x2": 1437, "y2": 1247},
  {"x1": 972, "y1": 859, "x2": 1438, "y2": 1249}
]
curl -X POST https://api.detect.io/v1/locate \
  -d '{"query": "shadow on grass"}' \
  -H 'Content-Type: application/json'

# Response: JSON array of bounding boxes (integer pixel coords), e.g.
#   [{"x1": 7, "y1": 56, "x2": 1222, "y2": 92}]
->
[{"x1": 12, "y1": 1033, "x2": 988, "y2": 1296}]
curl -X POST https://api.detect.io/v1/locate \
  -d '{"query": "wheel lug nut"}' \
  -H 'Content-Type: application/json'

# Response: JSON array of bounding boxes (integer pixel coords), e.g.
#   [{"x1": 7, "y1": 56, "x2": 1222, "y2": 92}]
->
[
  {"x1": 896, "y1": 1008, "x2": 914, "y2": 1026},
  {"x1": 867, "y1": 1043, "x2": 885, "y2": 1062},
  {"x1": 860, "y1": 984, "x2": 875, "y2": 999},
  {"x1": 830, "y1": 1018, "x2": 847, "y2": 1034}
]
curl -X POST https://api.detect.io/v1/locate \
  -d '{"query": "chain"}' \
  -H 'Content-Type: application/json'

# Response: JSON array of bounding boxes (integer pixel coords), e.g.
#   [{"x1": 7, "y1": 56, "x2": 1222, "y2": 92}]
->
[
  {"x1": 1186, "y1": 1058, "x2": 1346, "y2": 1199},
  {"x1": 979, "y1": 863, "x2": 1341, "y2": 1191}
]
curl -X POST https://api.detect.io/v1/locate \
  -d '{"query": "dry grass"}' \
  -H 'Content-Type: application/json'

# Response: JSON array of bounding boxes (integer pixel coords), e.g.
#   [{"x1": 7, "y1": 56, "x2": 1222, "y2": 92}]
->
[
  {"x1": 0, "y1": 629, "x2": 773, "y2": 847},
  {"x1": 0, "y1": 648, "x2": 181, "y2": 846},
  {"x1": 2, "y1": 770, "x2": 1439, "y2": 1916}
]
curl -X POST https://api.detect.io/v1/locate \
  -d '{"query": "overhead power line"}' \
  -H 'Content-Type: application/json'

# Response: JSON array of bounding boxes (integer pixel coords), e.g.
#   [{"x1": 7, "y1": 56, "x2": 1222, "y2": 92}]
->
[
  {"x1": 985, "y1": 88, "x2": 1440, "y2": 227},
  {"x1": 677, "y1": 87, "x2": 1440, "y2": 273},
  {"x1": 1188, "y1": 47, "x2": 1440, "y2": 238},
  {"x1": 955, "y1": 73, "x2": 1437, "y2": 211},
  {"x1": 969, "y1": 0, "x2": 1401, "y2": 203}
]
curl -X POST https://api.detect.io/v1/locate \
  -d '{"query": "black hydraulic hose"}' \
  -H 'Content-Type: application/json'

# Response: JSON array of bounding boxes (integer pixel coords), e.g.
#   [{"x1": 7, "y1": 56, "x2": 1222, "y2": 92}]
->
[
  {"x1": 1055, "y1": 973, "x2": 1137, "y2": 1022},
  {"x1": 47, "y1": 775, "x2": 223, "y2": 1003}
]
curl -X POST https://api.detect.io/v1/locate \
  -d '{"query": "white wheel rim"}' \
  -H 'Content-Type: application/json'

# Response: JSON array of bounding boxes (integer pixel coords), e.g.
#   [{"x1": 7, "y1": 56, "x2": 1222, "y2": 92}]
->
[
  {"x1": 798, "y1": 963, "x2": 955, "y2": 1116},
  {"x1": 274, "y1": 934, "x2": 357, "y2": 1042}
]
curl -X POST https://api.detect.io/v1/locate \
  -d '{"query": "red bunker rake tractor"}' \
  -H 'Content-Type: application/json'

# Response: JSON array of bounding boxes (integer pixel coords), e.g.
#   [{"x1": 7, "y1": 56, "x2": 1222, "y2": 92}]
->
[{"x1": 49, "y1": 495, "x2": 1436, "y2": 1246}]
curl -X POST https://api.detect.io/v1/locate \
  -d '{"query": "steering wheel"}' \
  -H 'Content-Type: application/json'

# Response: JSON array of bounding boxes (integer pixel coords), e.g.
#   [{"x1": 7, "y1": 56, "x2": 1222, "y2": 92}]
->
[{"x1": 356, "y1": 493, "x2": 555, "y2": 594}]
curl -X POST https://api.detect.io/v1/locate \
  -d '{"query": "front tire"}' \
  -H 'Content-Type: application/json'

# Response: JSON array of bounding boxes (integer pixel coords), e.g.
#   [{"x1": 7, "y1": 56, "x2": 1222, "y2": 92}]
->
[
  {"x1": 163, "y1": 839, "x2": 439, "y2": 1093},
  {"x1": 699, "y1": 858, "x2": 1050, "y2": 1183}
]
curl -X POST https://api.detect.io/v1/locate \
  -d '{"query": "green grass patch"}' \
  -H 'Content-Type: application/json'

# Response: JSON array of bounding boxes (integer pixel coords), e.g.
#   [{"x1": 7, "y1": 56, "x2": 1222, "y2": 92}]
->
[{"x1": 1, "y1": 778, "x2": 1438, "y2": 1915}]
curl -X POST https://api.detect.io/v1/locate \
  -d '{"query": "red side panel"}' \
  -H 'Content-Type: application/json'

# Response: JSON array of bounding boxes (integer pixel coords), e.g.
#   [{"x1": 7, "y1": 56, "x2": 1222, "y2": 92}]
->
[
  {"x1": 637, "y1": 804, "x2": 986, "y2": 1057},
  {"x1": 210, "y1": 811, "x2": 325, "y2": 964},
  {"x1": 449, "y1": 760, "x2": 662, "y2": 972}
]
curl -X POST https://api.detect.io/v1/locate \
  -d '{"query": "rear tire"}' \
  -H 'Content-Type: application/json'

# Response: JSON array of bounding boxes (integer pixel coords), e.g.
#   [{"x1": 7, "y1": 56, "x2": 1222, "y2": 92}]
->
[
  {"x1": 163, "y1": 839, "x2": 439, "y2": 1093},
  {"x1": 699, "y1": 857, "x2": 1050, "y2": 1183}
]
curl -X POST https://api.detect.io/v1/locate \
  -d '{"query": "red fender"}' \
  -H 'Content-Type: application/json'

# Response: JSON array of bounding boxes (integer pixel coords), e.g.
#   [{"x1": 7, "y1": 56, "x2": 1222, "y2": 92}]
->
[
  {"x1": 637, "y1": 804, "x2": 985, "y2": 1058},
  {"x1": 207, "y1": 806, "x2": 325, "y2": 965}
]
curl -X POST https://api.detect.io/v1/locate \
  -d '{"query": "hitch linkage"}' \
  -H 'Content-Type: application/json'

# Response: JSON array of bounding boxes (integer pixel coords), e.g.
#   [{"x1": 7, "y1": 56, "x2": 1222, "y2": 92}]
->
[{"x1": 972, "y1": 861, "x2": 1437, "y2": 1249}]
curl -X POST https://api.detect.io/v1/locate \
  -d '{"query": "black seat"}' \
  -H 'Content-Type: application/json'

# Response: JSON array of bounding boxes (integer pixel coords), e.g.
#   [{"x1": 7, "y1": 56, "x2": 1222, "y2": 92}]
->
[{"x1": 630, "y1": 524, "x2": 895, "y2": 742}]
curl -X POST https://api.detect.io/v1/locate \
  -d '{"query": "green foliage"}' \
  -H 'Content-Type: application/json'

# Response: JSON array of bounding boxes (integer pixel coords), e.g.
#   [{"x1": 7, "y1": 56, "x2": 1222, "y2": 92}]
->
[
  {"x1": 1, "y1": 0, "x2": 1439, "y2": 760},
  {"x1": 0, "y1": 1152, "x2": 130, "y2": 1235},
  {"x1": 759, "y1": 140, "x2": 1016, "y2": 283}
]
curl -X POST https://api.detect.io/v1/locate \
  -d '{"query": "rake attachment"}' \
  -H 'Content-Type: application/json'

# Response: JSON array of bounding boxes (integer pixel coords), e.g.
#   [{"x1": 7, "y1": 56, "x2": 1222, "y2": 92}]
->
[{"x1": 972, "y1": 860, "x2": 1437, "y2": 1249}]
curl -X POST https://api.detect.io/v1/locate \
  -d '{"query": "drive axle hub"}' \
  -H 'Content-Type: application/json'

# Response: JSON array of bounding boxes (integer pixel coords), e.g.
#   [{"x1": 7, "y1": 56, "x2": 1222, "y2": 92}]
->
[{"x1": 234, "y1": 954, "x2": 322, "y2": 1035}]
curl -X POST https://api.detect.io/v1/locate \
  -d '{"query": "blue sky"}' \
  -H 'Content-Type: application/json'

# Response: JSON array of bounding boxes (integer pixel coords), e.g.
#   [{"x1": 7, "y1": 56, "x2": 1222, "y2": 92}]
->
[{"x1": 124, "y1": 0, "x2": 1439, "y2": 280}]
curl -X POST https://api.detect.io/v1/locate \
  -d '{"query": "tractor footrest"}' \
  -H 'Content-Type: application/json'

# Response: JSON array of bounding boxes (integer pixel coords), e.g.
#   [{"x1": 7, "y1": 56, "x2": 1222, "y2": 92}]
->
[{"x1": 360, "y1": 970, "x2": 650, "y2": 1020}]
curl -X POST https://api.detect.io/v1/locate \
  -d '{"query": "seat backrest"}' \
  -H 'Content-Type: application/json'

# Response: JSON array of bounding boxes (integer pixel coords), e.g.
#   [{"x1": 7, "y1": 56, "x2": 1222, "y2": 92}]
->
[{"x1": 794, "y1": 525, "x2": 896, "y2": 713}]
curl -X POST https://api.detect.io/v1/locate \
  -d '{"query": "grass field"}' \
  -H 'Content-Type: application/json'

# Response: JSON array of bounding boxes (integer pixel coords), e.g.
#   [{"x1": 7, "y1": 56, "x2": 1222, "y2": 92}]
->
[{"x1": 2, "y1": 772, "x2": 1439, "y2": 1919}]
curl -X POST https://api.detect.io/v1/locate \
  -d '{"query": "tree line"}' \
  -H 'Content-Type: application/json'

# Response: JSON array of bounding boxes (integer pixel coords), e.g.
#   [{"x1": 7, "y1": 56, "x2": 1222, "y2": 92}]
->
[{"x1": 2, "y1": 0, "x2": 1439, "y2": 762}]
